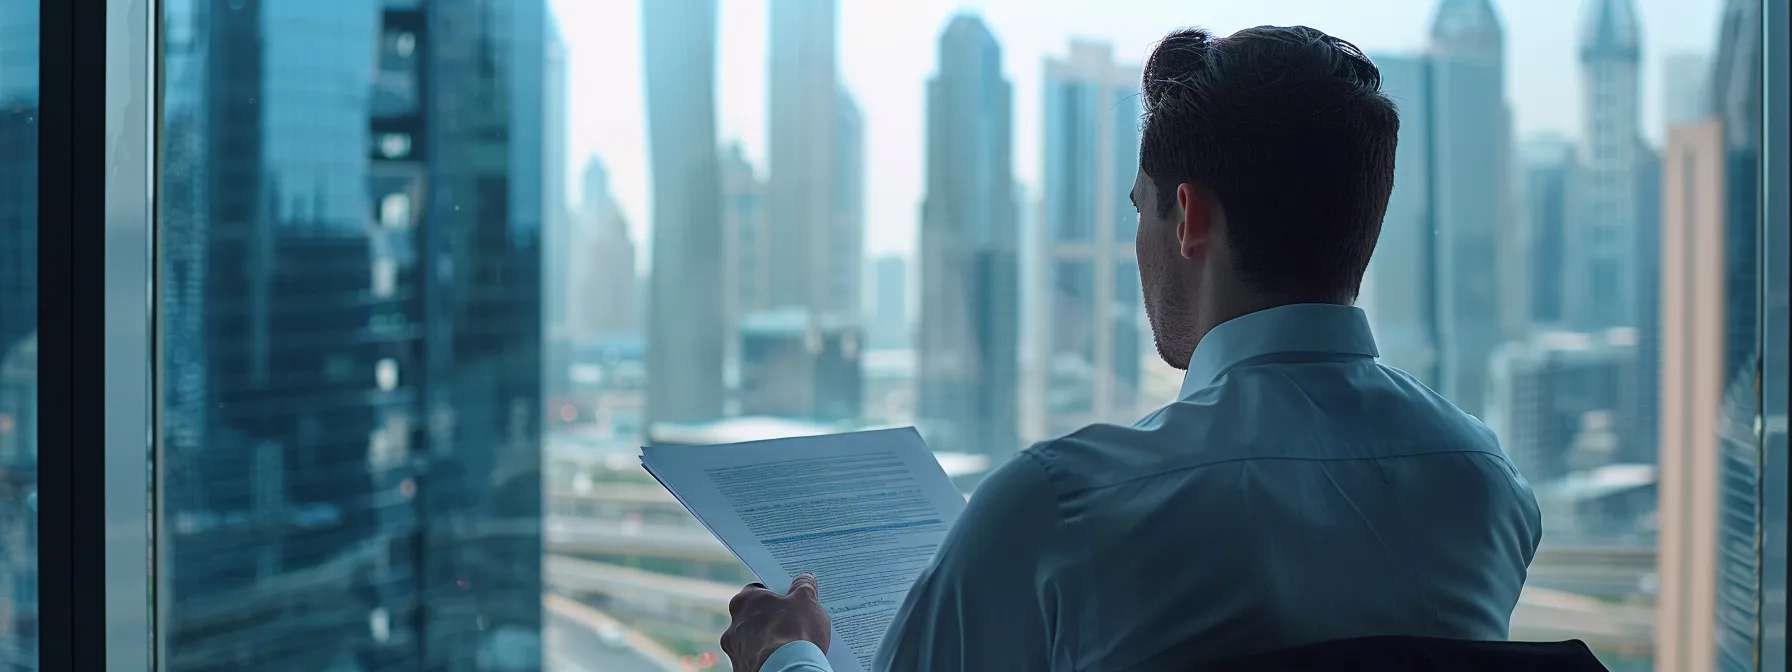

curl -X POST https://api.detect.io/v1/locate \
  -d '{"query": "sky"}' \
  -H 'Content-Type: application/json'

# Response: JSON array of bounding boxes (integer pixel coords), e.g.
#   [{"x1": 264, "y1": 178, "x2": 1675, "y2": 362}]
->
[{"x1": 549, "y1": 0, "x2": 1725, "y2": 264}]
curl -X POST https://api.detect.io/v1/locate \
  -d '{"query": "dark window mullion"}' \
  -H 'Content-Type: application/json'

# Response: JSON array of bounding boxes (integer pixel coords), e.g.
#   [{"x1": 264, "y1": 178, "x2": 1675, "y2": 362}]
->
[{"x1": 35, "y1": 0, "x2": 112, "y2": 669}]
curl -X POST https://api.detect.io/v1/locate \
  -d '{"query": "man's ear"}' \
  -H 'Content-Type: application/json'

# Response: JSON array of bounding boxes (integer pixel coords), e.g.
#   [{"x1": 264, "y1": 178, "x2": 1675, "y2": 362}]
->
[{"x1": 1175, "y1": 183, "x2": 1209, "y2": 260}]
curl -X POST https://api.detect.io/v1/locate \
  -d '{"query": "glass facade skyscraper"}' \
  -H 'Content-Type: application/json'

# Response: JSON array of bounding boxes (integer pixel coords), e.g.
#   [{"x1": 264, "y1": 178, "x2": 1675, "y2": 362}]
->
[
  {"x1": 157, "y1": 0, "x2": 544, "y2": 667},
  {"x1": 918, "y1": 14, "x2": 1019, "y2": 464},
  {"x1": 1040, "y1": 41, "x2": 1143, "y2": 435}
]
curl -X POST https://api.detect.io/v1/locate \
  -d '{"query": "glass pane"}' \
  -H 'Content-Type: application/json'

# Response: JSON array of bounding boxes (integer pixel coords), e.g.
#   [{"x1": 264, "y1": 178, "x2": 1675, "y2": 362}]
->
[
  {"x1": 158, "y1": 0, "x2": 543, "y2": 668},
  {"x1": 550, "y1": 0, "x2": 1766, "y2": 670},
  {"x1": 0, "y1": 0, "x2": 38, "y2": 668},
  {"x1": 142, "y1": 0, "x2": 1774, "y2": 669}
]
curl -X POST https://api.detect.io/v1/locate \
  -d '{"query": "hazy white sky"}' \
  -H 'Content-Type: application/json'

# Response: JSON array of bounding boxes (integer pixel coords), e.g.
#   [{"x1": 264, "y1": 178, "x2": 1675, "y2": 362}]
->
[{"x1": 550, "y1": 0, "x2": 1724, "y2": 262}]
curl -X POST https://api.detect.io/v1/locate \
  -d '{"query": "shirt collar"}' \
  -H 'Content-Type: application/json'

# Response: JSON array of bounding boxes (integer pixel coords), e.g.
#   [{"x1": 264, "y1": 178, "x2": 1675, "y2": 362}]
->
[{"x1": 1178, "y1": 303, "x2": 1380, "y2": 398}]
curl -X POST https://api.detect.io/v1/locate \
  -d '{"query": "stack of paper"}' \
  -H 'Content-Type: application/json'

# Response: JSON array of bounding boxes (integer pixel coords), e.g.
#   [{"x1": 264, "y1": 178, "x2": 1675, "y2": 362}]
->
[{"x1": 641, "y1": 427, "x2": 968, "y2": 672}]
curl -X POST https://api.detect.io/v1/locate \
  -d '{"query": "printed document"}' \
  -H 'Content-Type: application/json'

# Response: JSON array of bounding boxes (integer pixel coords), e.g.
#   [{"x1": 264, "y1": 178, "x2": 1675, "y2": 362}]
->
[{"x1": 640, "y1": 427, "x2": 967, "y2": 672}]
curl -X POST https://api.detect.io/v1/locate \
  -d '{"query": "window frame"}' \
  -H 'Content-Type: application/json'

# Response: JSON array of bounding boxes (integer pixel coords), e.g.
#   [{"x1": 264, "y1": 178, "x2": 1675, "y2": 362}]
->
[
  {"x1": 34, "y1": 0, "x2": 156, "y2": 669},
  {"x1": 1760, "y1": 0, "x2": 1790, "y2": 668}
]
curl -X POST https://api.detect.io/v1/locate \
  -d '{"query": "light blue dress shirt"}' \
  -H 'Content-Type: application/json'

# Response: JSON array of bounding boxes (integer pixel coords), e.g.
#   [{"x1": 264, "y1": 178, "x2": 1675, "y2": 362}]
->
[{"x1": 762, "y1": 303, "x2": 1541, "y2": 671}]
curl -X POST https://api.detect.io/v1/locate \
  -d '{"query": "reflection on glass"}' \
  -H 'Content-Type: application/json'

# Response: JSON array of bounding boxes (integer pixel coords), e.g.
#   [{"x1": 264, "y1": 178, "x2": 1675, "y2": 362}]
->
[
  {"x1": 0, "y1": 1, "x2": 37, "y2": 669},
  {"x1": 159, "y1": 0, "x2": 543, "y2": 669}
]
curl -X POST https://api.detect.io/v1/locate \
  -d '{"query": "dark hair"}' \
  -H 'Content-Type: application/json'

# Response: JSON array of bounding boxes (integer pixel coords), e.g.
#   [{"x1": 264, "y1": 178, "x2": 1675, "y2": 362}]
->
[{"x1": 1139, "y1": 25, "x2": 1398, "y2": 302}]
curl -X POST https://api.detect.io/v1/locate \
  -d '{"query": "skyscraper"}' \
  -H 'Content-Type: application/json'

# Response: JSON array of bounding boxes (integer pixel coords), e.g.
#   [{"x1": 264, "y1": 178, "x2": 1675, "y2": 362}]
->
[
  {"x1": 918, "y1": 13, "x2": 1019, "y2": 462},
  {"x1": 1657, "y1": 119, "x2": 1749, "y2": 672},
  {"x1": 722, "y1": 142, "x2": 769, "y2": 361},
  {"x1": 1040, "y1": 41, "x2": 1143, "y2": 436},
  {"x1": 642, "y1": 0, "x2": 726, "y2": 424},
  {"x1": 156, "y1": 1, "x2": 546, "y2": 667},
  {"x1": 766, "y1": 0, "x2": 849, "y2": 318},
  {"x1": 1362, "y1": 53, "x2": 1439, "y2": 386},
  {"x1": 1566, "y1": 0, "x2": 1644, "y2": 331},
  {"x1": 832, "y1": 88, "x2": 866, "y2": 320},
  {"x1": 1664, "y1": 52, "x2": 1712, "y2": 129},
  {"x1": 1521, "y1": 135, "x2": 1577, "y2": 327},
  {"x1": 869, "y1": 255, "x2": 909, "y2": 351},
  {"x1": 0, "y1": 1, "x2": 35, "y2": 664},
  {"x1": 1426, "y1": 0, "x2": 1512, "y2": 418},
  {"x1": 542, "y1": 20, "x2": 572, "y2": 341},
  {"x1": 1657, "y1": 1, "x2": 1763, "y2": 668},
  {"x1": 573, "y1": 158, "x2": 638, "y2": 339}
]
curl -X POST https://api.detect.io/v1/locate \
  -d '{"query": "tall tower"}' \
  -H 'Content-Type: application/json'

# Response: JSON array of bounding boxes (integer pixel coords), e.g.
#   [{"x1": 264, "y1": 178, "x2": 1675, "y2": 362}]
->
[
  {"x1": 918, "y1": 13, "x2": 1019, "y2": 462},
  {"x1": 1657, "y1": 1, "x2": 1763, "y2": 669},
  {"x1": 1520, "y1": 135, "x2": 1578, "y2": 327},
  {"x1": 574, "y1": 158, "x2": 638, "y2": 338},
  {"x1": 1567, "y1": 0, "x2": 1643, "y2": 330},
  {"x1": 766, "y1": 0, "x2": 845, "y2": 318},
  {"x1": 155, "y1": 0, "x2": 549, "y2": 666},
  {"x1": 1361, "y1": 52, "x2": 1439, "y2": 387},
  {"x1": 1426, "y1": 0, "x2": 1512, "y2": 418},
  {"x1": 642, "y1": 0, "x2": 726, "y2": 424},
  {"x1": 1039, "y1": 41, "x2": 1142, "y2": 436}
]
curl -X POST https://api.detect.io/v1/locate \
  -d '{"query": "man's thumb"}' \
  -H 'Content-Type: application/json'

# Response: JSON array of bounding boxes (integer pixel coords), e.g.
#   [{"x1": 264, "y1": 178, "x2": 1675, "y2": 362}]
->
[{"x1": 788, "y1": 573, "x2": 819, "y2": 601}]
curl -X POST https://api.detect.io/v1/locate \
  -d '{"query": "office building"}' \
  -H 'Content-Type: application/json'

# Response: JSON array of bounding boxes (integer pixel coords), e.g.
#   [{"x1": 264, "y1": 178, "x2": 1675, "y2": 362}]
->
[
  {"x1": 869, "y1": 255, "x2": 909, "y2": 350},
  {"x1": 1565, "y1": 0, "x2": 1644, "y2": 331},
  {"x1": 643, "y1": 0, "x2": 726, "y2": 424},
  {"x1": 1362, "y1": 53, "x2": 1439, "y2": 386},
  {"x1": 1627, "y1": 145, "x2": 1663, "y2": 465},
  {"x1": 832, "y1": 89, "x2": 866, "y2": 320},
  {"x1": 766, "y1": 0, "x2": 854, "y2": 319},
  {"x1": 724, "y1": 143, "x2": 769, "y2": 316},
  {"x1": 1485, "y1": 329, "x2": 1639, "y2": 490},
  {"x1": 157, "y1": 1, "x2": 546, "y2": 667},
  {"x1": 1664, "y1": 53, "x2": 1711, "y2": 129},
  {"x1": 0, "y1": 2, "x2": 35, "y2": 655},
  {"x1": 1657, "y1": 0, "x2": 1763, "y2": 667},
  {"x1": 573, "y1": 158, "x2": 639, "y2": 339},
  {"x1": 1040, "y1": 41, "x2": 1143, "y2": 436},
  {"x1": 1426, "y1": 0, "x2": 1513, "y2": 418},
  {"x1": 739, "y1": 309, "x2": 863, "y2": 422},
  {"x1": 542, "y1": 21, "x2": 572, "y2": 341},
  {"x1": 1658, "y1": 119, "x2": 1751, "y2": 672},
  {"x1": 1520, "y1": 135, "x2": 1577, "y2": 327},
  {"x1": 918, "y1": 14, "x2": 1019, "y2": 461}
]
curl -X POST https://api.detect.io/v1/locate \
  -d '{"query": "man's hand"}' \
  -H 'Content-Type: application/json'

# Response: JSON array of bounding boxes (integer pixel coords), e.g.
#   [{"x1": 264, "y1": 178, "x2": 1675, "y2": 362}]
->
[{"x1": 721, "y1": 573, "x2": 831, "y2": 672}]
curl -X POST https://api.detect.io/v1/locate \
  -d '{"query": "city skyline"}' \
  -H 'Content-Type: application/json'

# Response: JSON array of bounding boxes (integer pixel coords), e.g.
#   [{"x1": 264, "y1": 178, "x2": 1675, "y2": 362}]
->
[{"x1": 554, "y1": 0, "x2": 1722, "y2": 265}]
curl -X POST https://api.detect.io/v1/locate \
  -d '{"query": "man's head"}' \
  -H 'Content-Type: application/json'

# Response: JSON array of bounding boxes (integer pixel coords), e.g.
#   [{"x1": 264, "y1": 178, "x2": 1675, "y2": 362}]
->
[{"x1": 1133, "y1": 25, "x2": 1398, "y2": 369}]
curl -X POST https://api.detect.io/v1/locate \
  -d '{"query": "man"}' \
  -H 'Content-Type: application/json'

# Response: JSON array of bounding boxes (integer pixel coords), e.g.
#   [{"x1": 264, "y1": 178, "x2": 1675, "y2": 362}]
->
[{"x1": 720, "y1": 25, "x2": 1541, "y2": 671}]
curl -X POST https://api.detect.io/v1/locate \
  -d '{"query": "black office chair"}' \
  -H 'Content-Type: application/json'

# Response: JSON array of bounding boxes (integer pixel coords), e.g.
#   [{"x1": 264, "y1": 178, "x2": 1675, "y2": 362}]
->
[{"x1": 1193, "y1": 636, "x2": 1610, "y2": 671}]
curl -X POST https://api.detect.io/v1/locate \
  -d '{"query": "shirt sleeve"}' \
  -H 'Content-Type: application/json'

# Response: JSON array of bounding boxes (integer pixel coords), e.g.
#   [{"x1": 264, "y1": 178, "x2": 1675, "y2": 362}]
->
[
  {"x1": 872, "y1": 450, "x2": 1062, "y2": 672},
  {"x1": 761, "y1": 641, "x2": 832, "y2": 671}
]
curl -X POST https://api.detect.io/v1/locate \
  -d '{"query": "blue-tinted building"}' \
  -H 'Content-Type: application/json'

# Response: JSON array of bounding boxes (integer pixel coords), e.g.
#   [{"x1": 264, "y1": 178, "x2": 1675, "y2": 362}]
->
[
  {"x1": 0, "y1": 1, "x2": 36, "y2": 654},
  {"x1": 1520, "y1": 135, "x2": 1577, "y2": 328},
  {"x1": 1363, "y1": 52, "x2": 1439, "y2": 387},
  {"x1": 1567, "y1": 0, "x2": 1644, "y2": 331},
  {"x1": 869, "y1": 255, "x2": 908, "y2": 351},
  {"x1": 918, "y1": 14, "x2": 1019, "y2": 462},
  {"x1": 1426, "y1": 0, "x2": 1513, "y2": 420},
  {"x1": 642, "y1": 0, "x2": 726, "y2": 425},
  {"x1": 1040, "y1": 41, "x2": 1142, "y2": 436},
  {"x1": 157, "y1": 0, "x2": 544, "y2": 668}
]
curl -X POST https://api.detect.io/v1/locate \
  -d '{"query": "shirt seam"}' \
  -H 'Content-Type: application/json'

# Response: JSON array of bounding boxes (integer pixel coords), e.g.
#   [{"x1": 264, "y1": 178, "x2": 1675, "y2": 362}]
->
[
  {"x1": 1018, "y1": 448, "x2": 1084, "y2": 670},
  {"x1": 1051, "y1": 448, "x2": 1514, "y2": 498}
]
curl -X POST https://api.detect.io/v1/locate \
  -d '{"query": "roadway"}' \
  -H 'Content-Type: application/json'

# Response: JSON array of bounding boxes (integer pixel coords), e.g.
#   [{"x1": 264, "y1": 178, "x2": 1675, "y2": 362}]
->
[
  {"x1": 544, "y1": 506, "x2": 1660, "y2": 598},
  {"x1": 543, "y1": 553, "x2": 1657, "y2": 653},
  {"x1": 544, "y1": 594, "x2": 681, "y2": 672}
]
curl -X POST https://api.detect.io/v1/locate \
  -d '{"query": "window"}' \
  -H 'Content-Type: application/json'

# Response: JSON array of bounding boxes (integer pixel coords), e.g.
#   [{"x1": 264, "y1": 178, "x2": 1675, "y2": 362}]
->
[
  {"x1": 0, "y1": 1, "x2": 37, "y2": 667},
  {"x1": 14, "y1": 0, "x2": 1776, "y2": 670}
]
